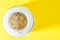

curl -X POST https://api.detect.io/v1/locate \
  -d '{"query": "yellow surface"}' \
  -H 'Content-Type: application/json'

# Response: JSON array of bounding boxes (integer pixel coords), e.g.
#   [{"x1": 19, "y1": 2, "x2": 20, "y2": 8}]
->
[{"x1": 0, "y1": 0, "x2": 60, "y2": 40}]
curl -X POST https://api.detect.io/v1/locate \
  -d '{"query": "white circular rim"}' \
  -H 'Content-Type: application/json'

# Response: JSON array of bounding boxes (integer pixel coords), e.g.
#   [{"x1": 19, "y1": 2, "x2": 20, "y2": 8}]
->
[{"x1": 3, "y1": 6, "x2": 34, "y2": 37}]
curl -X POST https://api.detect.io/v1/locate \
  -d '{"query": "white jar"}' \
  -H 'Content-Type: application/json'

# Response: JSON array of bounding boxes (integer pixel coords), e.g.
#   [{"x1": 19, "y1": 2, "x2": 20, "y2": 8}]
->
[{"x1": 3, "y1": 6, "x2": 34, "y2": 37}]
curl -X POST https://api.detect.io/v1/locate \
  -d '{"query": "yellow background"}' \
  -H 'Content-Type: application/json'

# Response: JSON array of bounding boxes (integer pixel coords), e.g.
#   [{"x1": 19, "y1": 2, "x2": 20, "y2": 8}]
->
[{"x1": 0, "y1": 0, "x2": 60, "y2": 40}]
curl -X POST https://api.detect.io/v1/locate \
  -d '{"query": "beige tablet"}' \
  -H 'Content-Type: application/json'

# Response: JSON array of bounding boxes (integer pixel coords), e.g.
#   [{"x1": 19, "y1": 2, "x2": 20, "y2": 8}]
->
[{"x1": 9, "y1": 12, "x2": 27, "y2": 30}]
